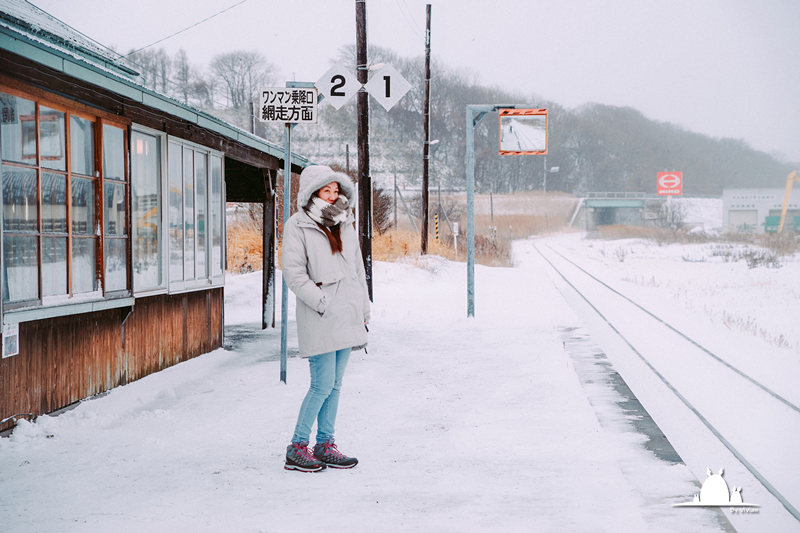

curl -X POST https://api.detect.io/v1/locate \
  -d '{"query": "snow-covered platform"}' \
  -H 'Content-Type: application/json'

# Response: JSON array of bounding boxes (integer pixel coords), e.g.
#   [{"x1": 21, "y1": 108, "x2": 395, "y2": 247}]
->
[{"x1": 1, "y1": 237, "x2": 761, "y2": 532}]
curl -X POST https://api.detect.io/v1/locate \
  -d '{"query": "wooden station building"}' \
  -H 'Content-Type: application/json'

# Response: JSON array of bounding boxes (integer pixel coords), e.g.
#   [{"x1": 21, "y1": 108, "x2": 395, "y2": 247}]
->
[{"x1": 0, "y1": 0, "x2": 306, "y2": 432}]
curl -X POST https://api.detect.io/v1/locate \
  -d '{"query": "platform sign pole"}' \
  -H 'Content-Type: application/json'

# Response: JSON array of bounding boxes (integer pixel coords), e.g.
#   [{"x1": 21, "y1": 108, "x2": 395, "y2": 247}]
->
[
  {"x1": 280, "y1": 122, "x2": 292, "y2": 383},
  {"x1": 258, "y1": 85, "x2": 318, "y2": 383}
]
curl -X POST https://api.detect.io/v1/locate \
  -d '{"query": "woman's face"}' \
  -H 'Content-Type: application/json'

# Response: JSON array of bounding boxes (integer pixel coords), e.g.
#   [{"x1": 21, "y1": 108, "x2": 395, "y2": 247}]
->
[{"x1": 317, "y1": 182, "x2": 339, "y2": 204}]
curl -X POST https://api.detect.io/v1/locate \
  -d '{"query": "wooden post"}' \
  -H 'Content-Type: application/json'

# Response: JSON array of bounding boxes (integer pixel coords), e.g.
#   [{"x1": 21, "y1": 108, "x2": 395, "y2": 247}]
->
[
  {"x1": 421, "y1": 4, "x2": 432, "y2": 254},
  {"x1": 356, "y1": 0, "x2": 373, "y2": 301}
]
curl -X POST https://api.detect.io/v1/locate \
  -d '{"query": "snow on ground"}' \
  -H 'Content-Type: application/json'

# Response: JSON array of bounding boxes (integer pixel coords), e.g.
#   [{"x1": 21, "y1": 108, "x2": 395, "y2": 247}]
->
[{"x1": 3, "y1": 230, "x2": 795, "y2": 532}]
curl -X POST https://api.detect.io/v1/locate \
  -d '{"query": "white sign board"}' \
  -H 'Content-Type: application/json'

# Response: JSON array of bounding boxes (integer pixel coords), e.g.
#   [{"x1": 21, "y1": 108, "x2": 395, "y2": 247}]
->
[
  {"x1": 3, "y1": 322, "x2": 19, "y2": 358},
  {"x1": 364, "y1": 64, "x2": 412, "y2": 112},
  {"x1": 316, "y1": 63, "x2": 360, "y2": 110},
  {"x1": 258, "y1": 87, "x2": 318, "y2": 123}
]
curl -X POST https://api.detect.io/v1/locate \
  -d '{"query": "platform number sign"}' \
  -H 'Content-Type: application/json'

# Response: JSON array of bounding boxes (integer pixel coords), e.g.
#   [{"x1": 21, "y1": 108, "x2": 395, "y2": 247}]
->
[
  {"x1": 316, "y1": 63, "x2": 361, "y2": 110},
  {"x1": 316, "y1": 63, "x2": 412, "y2": 111},
  {"x1": 657, "y1": 172, "x2": 682, "y2": 196},
  {"x1": 363, "y1": 64, "x2": 412, "y2": 111}
]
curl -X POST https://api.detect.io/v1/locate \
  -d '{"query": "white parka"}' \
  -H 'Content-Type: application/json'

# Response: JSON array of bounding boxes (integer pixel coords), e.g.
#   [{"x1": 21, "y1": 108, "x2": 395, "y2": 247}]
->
[{"x1": 281, "y1": 167, "x2": 370, "y2": 358}]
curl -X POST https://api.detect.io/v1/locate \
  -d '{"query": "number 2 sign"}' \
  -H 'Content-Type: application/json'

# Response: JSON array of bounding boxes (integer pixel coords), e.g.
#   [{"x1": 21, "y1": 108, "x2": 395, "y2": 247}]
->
[{"x1": 316, "y1": 63, "x2": 361, "y2": 110}]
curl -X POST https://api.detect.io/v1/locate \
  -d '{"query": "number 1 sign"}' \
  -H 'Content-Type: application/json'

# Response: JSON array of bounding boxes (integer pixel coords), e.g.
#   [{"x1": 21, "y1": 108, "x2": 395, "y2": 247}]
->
[{"x1": 363, "y1": 64, "x2": 412, "y2": 111}]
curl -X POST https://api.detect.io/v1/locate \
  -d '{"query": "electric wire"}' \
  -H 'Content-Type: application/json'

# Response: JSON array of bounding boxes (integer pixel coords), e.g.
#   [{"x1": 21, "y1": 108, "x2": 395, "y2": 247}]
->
[
  {"x1": 534, "y1": 240, "x2": 800, "y2": 523},
  {"x1": 123, "y1": 0, "x2": 249, "y2": 57}
]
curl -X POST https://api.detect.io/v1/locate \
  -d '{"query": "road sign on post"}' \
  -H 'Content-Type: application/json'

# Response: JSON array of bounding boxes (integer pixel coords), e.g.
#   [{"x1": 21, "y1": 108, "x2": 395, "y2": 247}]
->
[
  {"x1": 657, "y1": 172, "x2": 683, "y2": 196},
  {"x1": 258, "y1": 87, "x2": 318, "y2": 124}
]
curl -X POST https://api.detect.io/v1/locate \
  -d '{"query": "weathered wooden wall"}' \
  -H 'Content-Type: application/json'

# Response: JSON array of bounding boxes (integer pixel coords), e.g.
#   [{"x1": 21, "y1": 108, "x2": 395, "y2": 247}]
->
[{"x1": 0, "y1": 289, "x2": 223, "y2": 432}]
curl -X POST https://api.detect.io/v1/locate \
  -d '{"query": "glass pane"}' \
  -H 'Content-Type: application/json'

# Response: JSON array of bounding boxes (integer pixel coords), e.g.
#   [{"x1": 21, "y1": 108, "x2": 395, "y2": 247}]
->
[
  {"x1": 2, "y1": 167, "x2": 38, "y2": 232},
  {"x1": 0, "y1": 93, "x2": 36, "y2": 165},
  {"x1": 183, "y1": 147, "x2": 194, "y2": 280},
  {"x1": 168, "y1": 142, "x2": 183, "y2": 281},
  {"x1": 42, "y1": 236, "x2": 67, "y2": 297},
  {"x1": 132, "y1": 131, "x2": 161, "y2": 290},
  {"x1": 102, "y1": 124, "x2": 125, "y2": 181},
  {"x1": 2, "y1": 235, "x2": 38, "y2": 302},
  {"x1": 42, "y1": 172, "x2": 67, "y2": 233},
  {"x1": 104, "y1": 182, "x2": 126, "y2": 236},
  {"x1": 70, "y1": 115, "x2": 95, "y2": 176},
  {"x1": 71, "y1": 176, "x2": 95, "y2": 235},
  {"x1": 211, "y1": 155, "x2": 222, "y2": 276},
  {"x1": 195, "y1": 151, "x2": 207, "y2": 280},
  {"x1": 104, "y1": 238, "x2": 127, "y2": 291},
  {"x1": 40, "y1": 107, "x2": 66, "y2": 171},
  {"x1": 72, "y1": 237, "x2": 97, "y2": 294}
]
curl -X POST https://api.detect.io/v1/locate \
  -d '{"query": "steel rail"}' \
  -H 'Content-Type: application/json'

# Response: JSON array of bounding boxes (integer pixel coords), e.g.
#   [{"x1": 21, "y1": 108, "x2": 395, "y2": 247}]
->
[{"x1": 533, "y1": 240, "x2": 800, "y2": 523}]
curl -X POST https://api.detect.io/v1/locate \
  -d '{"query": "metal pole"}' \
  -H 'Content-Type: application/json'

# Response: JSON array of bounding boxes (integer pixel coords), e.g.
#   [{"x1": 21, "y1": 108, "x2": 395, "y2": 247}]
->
[
  {"x1": 421, "y1": 4, "x2": 432, "y2": 254},
  {"x1": 466, "y1": 107, "x2": 476, "y2": 317},
  {"x1": 543, "y1": 155, "x2": 547, "y2": 194},
  {"x1": 393, "y1": 166, "x2": 398, "y2": 229},
  {"x1": 280, "y1": 124, "x2": 291, "y2": 383},
  {"x1": 356, "y1": 0, "x2": 373, "y2": 301}
]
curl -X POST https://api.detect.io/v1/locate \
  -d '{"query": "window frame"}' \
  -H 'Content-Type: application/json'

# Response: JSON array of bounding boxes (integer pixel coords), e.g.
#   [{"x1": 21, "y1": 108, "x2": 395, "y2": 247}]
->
[
  {"x1": 130, "y1": 124, "x2": 169, "y2": 297},
  {"x1": 1, "y1": 84, "x2": 131, "y2": 313},
  {"x1": 165, "y1": 137, "x2": 224, "y2": 294}
]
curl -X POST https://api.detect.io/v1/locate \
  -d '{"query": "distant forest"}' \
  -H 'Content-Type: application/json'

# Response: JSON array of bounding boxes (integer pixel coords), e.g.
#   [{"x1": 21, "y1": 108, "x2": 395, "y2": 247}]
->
[{"x1": 126, "y1": 45, "x2": 793, "y2": 196}]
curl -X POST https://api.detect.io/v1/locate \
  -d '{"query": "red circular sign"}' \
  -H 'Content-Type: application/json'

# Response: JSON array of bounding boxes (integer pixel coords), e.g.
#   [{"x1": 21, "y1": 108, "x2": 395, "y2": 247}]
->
[{"x1": 658, "y1": 173, "x2": 681, "y2": 189}]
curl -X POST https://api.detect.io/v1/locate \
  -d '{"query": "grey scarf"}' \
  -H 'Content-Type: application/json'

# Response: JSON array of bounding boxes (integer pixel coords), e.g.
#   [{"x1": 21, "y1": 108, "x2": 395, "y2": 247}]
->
[{"x1": 303, "y1": 195, "x2": 350, "y2": 227}]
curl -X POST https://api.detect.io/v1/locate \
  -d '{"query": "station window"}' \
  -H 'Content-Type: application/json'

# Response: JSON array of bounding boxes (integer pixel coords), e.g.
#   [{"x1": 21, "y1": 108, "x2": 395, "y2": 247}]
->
[
  {"x1": 130, "y1": 131, "x2": 224, "y2": 295},
  {"x1": 1, "y1": 88, "x2": 130, "y2": 308}
]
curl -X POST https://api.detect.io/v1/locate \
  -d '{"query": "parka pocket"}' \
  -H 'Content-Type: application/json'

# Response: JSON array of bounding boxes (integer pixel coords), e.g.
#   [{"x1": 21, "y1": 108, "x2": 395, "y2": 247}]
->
[{"x1": 316, "y1": 279, "x2": 341, "y2": 316}]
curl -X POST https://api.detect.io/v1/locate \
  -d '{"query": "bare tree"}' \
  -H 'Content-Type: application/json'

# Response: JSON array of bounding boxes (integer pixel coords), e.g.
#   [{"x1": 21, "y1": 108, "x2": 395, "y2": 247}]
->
[
  {"x1": 210, "y1": 50, "x2": 278, "y2": 109},
  {"x1": 173, "y1": 49, "x2": 192, "y2": 104}
]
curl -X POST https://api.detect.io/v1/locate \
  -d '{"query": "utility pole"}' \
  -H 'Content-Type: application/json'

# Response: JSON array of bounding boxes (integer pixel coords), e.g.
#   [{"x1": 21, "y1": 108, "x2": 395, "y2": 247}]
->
[
  {"x1": 356, "y1": 0, "x2": 373, "y2": 301},
  {"x1": 421, "y1": 4, "x2": 432, "y2": 254}
]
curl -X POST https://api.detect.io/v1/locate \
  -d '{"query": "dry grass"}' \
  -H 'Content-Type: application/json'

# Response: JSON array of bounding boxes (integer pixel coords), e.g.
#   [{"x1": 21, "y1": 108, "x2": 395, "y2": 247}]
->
[
  {"x1": 227, "y1": 217, "x2": 263, "y2": 274},
  {"x1": 373, "y1": 230, "x2": 513, "y2": 267},
  {"x1": 226, "y1": 192, "x2": 580, "y2": 272}
]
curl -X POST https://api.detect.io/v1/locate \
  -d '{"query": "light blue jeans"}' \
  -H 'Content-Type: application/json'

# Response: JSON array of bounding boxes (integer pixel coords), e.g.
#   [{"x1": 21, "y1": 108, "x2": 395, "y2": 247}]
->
[{"x1": 291, "y1": 348, "x2": 351, "y2": 444}]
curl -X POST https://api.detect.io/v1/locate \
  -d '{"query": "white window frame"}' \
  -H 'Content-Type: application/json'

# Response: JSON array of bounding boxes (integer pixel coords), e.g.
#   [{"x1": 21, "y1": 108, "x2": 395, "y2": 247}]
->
[
  {"x1": 131, "y1": 124, "x2": 168, "y2": 297},
  {"x1": 166, "y1": 137, "x2": 224, "y2": 294}
]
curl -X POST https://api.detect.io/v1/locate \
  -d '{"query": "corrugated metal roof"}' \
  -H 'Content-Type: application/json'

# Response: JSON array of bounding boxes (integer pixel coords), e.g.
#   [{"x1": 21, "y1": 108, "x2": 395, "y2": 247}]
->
[{"x1": 0, "y1": 0, "x2": 309, "y2": 169}]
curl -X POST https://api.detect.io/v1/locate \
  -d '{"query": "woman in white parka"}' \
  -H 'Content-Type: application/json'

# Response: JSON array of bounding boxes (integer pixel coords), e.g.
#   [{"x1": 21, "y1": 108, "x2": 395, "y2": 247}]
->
[{"x1": 281, "y1": 165, "x2": 370, "y2": 472}]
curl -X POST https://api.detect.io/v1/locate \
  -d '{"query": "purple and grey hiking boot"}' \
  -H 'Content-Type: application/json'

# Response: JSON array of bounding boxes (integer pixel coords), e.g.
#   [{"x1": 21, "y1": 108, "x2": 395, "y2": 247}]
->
[
  {"x1": 313, "y1": 440, "x2": 358, "y2": 469},
  {"x1": 285, "y1": 441, "x2": 327, "y2": 472}
]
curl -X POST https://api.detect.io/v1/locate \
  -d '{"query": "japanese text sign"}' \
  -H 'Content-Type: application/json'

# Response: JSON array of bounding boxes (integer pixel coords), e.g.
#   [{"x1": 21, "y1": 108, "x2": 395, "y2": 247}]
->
[{"x1": 258, "y1": 87, "x2": 318, "y2": 123}]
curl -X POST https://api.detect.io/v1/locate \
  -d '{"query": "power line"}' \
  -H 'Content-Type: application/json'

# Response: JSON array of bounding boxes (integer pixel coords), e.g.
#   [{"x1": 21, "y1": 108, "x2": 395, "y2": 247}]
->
[
  {"x1": 124, "y1": 0, "x2": 249, "y2": 57},
  {"x1": 394, "y1": 0, "x2": 424, "y2": 39}
]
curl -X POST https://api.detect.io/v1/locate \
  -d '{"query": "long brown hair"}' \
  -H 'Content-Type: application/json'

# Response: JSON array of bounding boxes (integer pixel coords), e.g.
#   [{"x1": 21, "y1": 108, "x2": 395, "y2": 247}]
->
[{"x1": 317, "y1": 222, "x2": 343, "y2": 254}]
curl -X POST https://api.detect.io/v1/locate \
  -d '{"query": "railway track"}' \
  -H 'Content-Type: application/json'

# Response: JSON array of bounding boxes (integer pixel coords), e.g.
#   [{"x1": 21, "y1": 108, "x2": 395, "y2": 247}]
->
[{"x1": 534, "y1": 239, "x2": 800, "y2": 526}]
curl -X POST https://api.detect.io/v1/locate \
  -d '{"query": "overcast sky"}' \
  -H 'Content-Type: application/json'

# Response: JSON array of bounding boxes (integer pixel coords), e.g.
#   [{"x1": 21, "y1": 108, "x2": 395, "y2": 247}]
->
[{"x1": 28, "y1": 0, "x2": 800, "y2": 162}]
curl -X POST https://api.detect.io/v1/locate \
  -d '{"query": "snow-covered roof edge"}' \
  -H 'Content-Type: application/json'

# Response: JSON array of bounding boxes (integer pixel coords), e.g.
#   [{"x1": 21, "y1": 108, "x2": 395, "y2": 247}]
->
[{"x1": 0, "y1": 0, "x2": 309, "y2": 169}]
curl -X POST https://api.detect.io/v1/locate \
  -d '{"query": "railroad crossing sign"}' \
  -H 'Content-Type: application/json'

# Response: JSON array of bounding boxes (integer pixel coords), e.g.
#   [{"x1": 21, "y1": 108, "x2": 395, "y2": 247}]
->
[
  {"x1": 657, "y1": 171, "x2": 683, "y2": 196},
  {"x1": 257, "y1": 87, "x2": 318, "y2": 123},
  {"x1": 315, "y1": 62, "x2": 411, "y2": 111}
]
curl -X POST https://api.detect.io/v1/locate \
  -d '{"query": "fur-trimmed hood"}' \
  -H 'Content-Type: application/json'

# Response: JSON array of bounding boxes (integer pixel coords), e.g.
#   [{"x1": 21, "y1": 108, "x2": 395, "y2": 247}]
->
[{"x1": 296, "y1": 165, "x2": 356, "y2": 211}]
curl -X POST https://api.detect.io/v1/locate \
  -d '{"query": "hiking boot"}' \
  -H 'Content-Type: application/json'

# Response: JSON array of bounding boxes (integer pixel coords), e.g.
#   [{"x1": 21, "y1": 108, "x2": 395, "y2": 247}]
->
[
  {"x1": 285, "y1": 441, "x2": 327, "y2": 472},
  {"x1": 313, "y1": 440, "x2": 358, "y2": 469}
]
